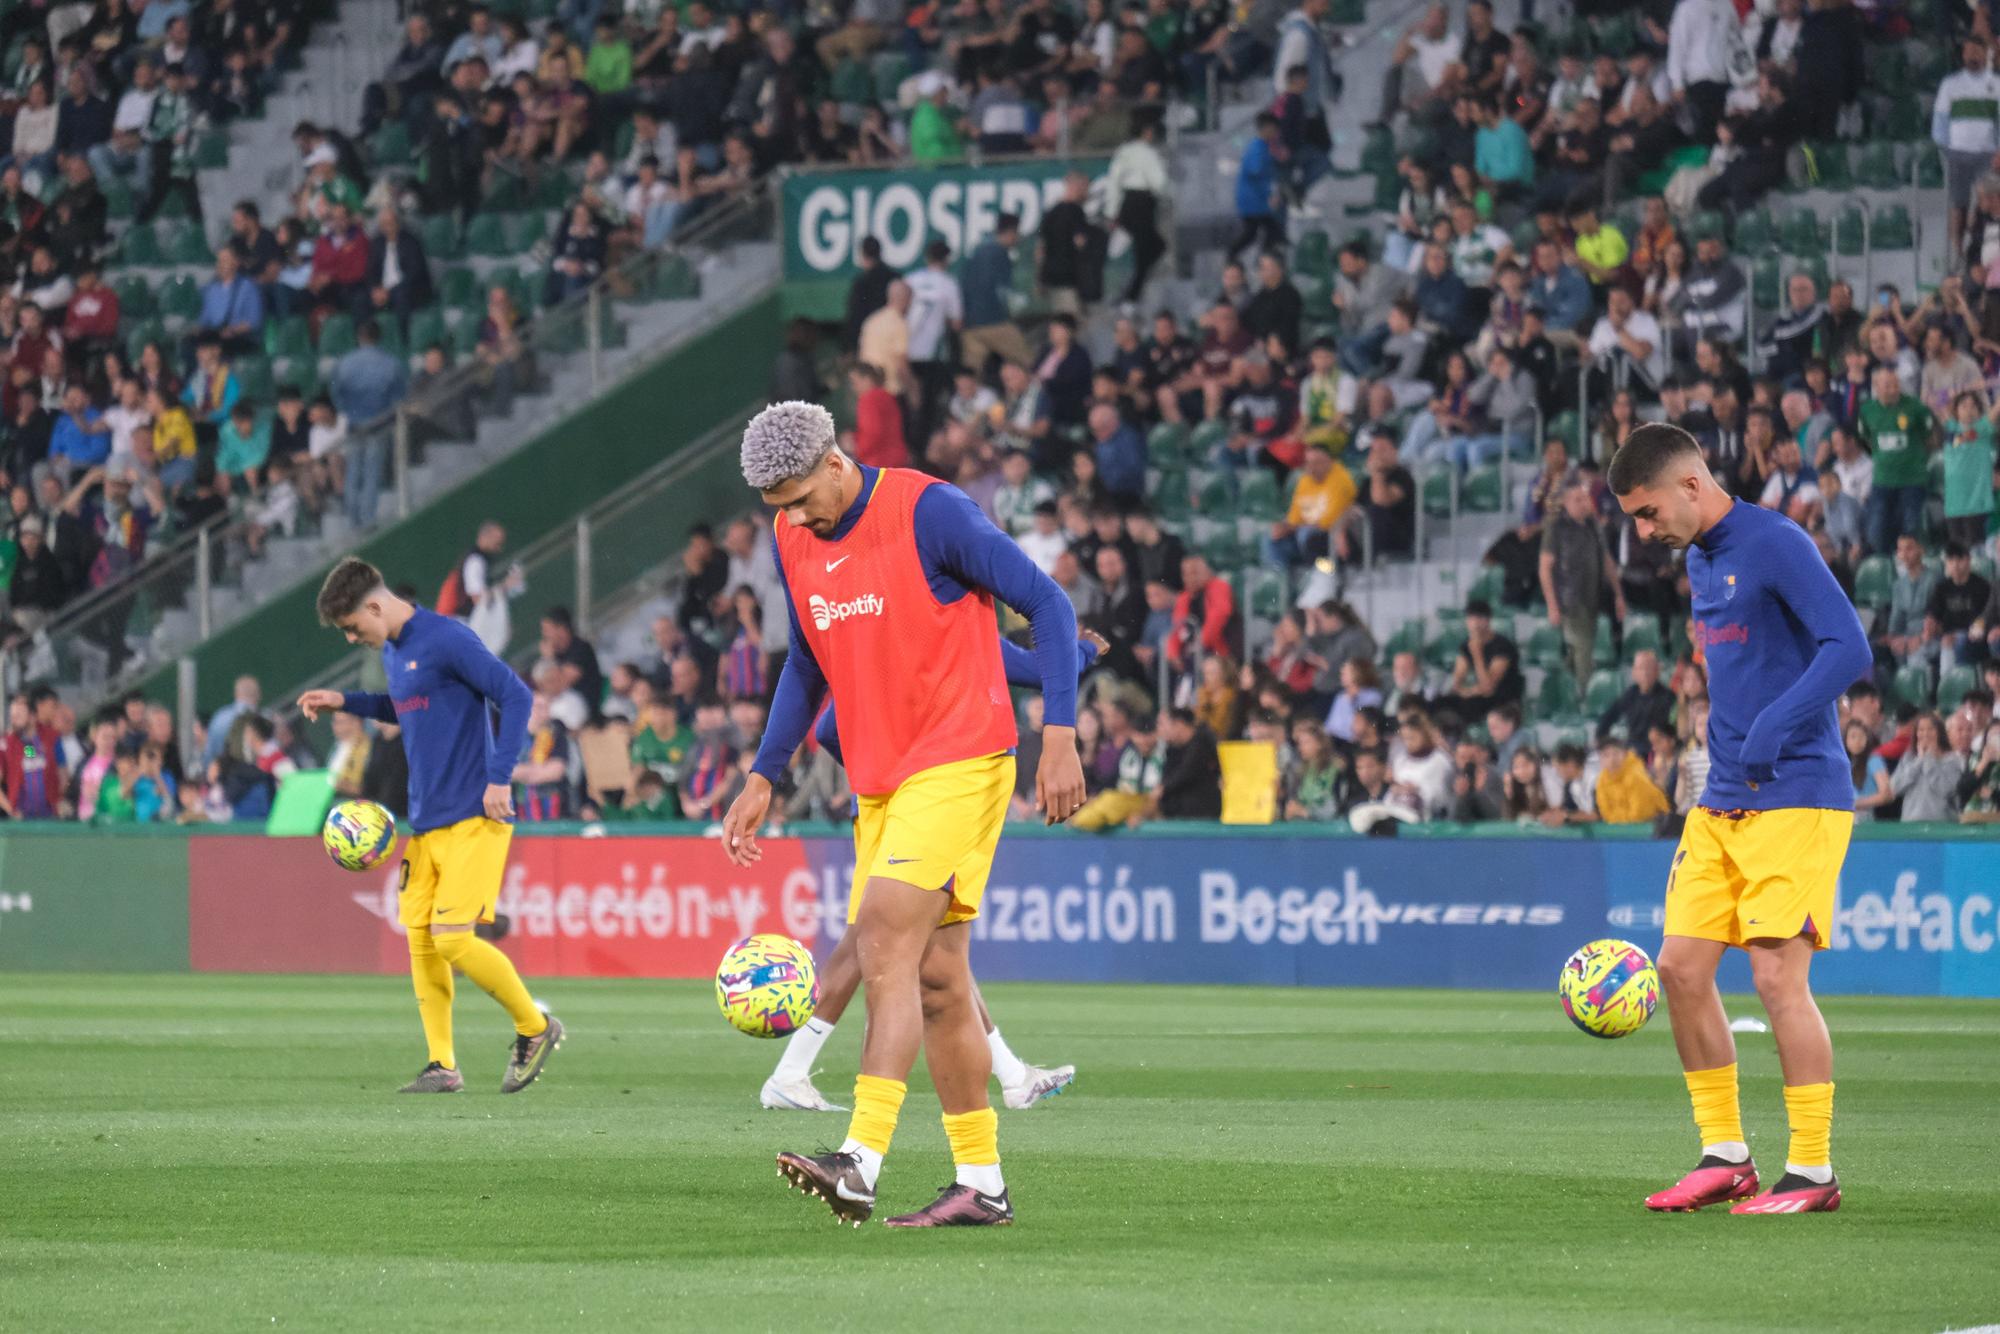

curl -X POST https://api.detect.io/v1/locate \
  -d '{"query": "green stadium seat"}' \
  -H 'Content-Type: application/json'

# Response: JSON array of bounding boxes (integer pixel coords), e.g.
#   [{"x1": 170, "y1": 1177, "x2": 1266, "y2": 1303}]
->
[
  {"x1": 1192, "y1": 468, "x2": 1233, "y2": 513},
  {"x1": 407, "y1": 307, "x2": 447, "y2": 355},
  {"x1": 1916, "y1": 144, "x2": 1944, "y2": 188},
  {"x1": 1372, "y1": 167, "x2": 1402, "y2": 212},
  {"x1": 1536, "y1": 668, "x2": 1579, "y2": 720},
  {"x1": 1751, "y1": 254, "x2": 1782, "y2": 310},
  {"x1": 1295, "y1": 229, "x2": 1332, "y2": 280},
  {"x1": 1937, "y1": 665, "x2": 1977, "y2": 714},
  {"x1": 1148, "y1": 421, "x2": 1190, "y2": 464},
  {"x1": 1869, "y1": 45, "x2": 1909, "y2": 86},
  {"x1": 158, "y1": 274, "x2": 200, "y2": 321},
  {"x1": 234, "y1": 355, "x2": 273, "y2": 404},
  {"x1": 1421, "y1": 468, "x2": 1454, "y2": 517},
  {"x1": 1545, "y1": 410, "x2": 1581, "y2": 451},
  {"x1": 316, "y1": 312, "x2": 357, "y2": 359},
  {"x1": 1840, "y1": 552, "x2": 1888, "y2": 612},
  {"x1": 1834, "y1": 205, "x2": 1865, "y2": 258},
  {"x1": 465, "y1": 213, "x2": 508, "y2": 257},
  {"x1": 264, "y1": 314, "x2": 311, "y2": 360},
  {"x1": 419, "y1": 215, "x2": 461, "y2": 259},
  {"x1": 1239, "y1": 470, "x2": 1284, "y2": 521},
  {"x1": 1733, "y1": 207, "x2": 1777, "y2": 253},
  {"x1": 124, "y1": 317, "x2": 167, "y2": 360},
  {"x1": 1592, "y1": 615, "x2": 1615, "y2": 668},
  {"x1": 1425, "y1": 626, "x2": 1467, "y2": 671},
  {"x1": 114, "y1": 275, "x2": 155, "y2": 319},
  {"x1": 103, "y1": 178, "x2": 135, "y2": 220},
  {"x1": 438, "y1": 266, "x2": 477, "y2": 312},
  {"x1": 194, "y1": 129, "x2": 229, "y2": 169},
  {"x1": 1464, "y1": 464, "x2": 1503, "y2": 512},
  {"x1": 504, "y1": 212, "x2": 547, "y2": 253},
  {"x1": 1892, "y1": 661, "x2": 1934, "y2": 711},
  {"x1": 870, "y1": 50, "x2": 911, "y2": 106},
  {"x1": 1467, "y1": 563, "x2": 1505, "y2": 608},
  {"x1": 1245, "y1": 568, "x2": 1288, "y2": 620},
  {"x1": 376, "y1": 318, "x2": 408, "y2": 360},
  {"x1": 1583, "y1": 668, "x2": 1622, "y2": 718},
  {"x1": 1871, "y1": 204, "x2": 1914, "y2": 251},
  {"x1": 1357, "y1": 127, "x2": 1395, "y2": 179},
  {"x1": 117, "y1": 222, "x2": 162, "y2": 266},
  {"x1": 1802, "y1": 141, "x2": 1851, "y2": 191},
  {"x1": 1384, "y1": 618, "x2": 1426, "y2": 659},
  {"x1": 1852, "y1": 141, "x2": 1900, "y2": 189},
  {"x1": 166, "y1": 221, "x2": 212, "y2": 264},
  {"x1": 372, "y1": 122, "x2": 412, "y2": 166},
  {"x1": 1199, "y1": 529, "x2": 1246, "y2": 572},
  {"x1": 1621, "y1": 611, "x2": 1663, "y2": 661},
  {"x1": 533, "y1": 171, "x2": 573, "y2": 211},
  {"x1": 1188, "y1": 418, "x2": 1229, "y2": 455},
  {"x1": 1780, "y1": 209, "x2": 1823, "y2": 258},
  {"x1": 830, "y1": 59, "x2": 874, "y2": 105},
  {"x1": 1526, "y1": 622, "x2": 1565, "y2": 670}
]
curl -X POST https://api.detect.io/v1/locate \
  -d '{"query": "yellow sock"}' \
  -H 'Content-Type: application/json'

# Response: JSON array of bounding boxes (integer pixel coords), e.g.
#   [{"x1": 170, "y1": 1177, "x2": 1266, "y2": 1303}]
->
[
  {"x1": 1684, "y1": 1063, "x2": 1744, "y2": 1148},
  {"x1": 942, "y1": 1107, "x2": 1000, "y2": 1167},
  {"x1": 846, "y1": 1074, "x2": 907, "y2": 1156},
  {"x1": 408, "y1": 927, "x2": 456, "y2": 1069},
  {"x1": 1783, "y1": 1081, "x2": 1835, "y2": 1168},
  {"x1": 434, "y1": 931, "x2": 548, "y2": 1036}
]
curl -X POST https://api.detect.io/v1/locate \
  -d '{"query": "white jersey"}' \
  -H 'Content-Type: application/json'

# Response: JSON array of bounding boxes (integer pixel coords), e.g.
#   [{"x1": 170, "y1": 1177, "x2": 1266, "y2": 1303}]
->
[{"x1": 905, "y1": 268, "x2": 963, "y2": 363}]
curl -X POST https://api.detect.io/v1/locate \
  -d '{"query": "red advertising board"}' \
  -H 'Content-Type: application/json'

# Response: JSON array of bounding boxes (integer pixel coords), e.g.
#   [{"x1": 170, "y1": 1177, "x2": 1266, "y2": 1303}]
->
[{"x1": 188, "y1": 835, "x2": 841, "y2": 977}]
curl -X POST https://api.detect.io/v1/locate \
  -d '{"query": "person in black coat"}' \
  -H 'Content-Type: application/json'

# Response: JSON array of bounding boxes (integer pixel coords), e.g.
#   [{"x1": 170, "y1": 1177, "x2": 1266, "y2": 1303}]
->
[
  {"x1": 366, "y1": 207, "x2": 434, "y2": 329},
  {"x1": 7, "y1": 517, "x2": 67, "y2": 631},
  {"x1": 1156, "y1": 707, "x2": 1223, "y2": 819}
]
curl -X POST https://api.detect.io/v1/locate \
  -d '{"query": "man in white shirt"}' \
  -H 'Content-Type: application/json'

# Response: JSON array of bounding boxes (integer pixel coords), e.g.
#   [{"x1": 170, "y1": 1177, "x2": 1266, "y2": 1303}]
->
[
  {"x1": 1933, "y1": 37, "x2": 2000, "y2": 256},
  {"x1": 87, "y1": 56, "x2": 160, "y2": 194},
  {"x1": 1588, "y1": 286, "x2": 1667, "y2": 395},
  {"x1": 1666, "y1": 0, "x2": 1746, "y2": 142},
  {"x1": 904, "y1": 239, "x2": 963, "y2": 449},
  {"x1": 1381, "y1": 5, "x2": 1463, "y2": 122}
]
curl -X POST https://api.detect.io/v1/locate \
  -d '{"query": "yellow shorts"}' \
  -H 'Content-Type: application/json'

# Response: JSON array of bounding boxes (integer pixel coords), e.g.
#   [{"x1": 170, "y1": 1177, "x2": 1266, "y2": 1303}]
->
[
  {"x1": 1665, "y1": 806, "x2": 1853, "y2": 950},
  {"x1": 398, "y1": 816, "x2": 515, "y2": 930},
  {"x1": 849, "y1": 752, "x2": 1015, "y2": 925}
]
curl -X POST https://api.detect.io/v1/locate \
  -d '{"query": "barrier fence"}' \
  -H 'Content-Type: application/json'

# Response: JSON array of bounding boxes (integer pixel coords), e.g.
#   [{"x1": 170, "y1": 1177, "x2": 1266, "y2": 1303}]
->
[{"x1": 1, "y1": 826, "x2": 1994, "y2": 997}]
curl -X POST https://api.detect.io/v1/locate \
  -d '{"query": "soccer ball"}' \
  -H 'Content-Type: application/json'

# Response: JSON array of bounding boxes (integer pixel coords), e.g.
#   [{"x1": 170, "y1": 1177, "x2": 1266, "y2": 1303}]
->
[
  {"x1": 1558, "y1": 938, "x2": 1659, "y2": 1039},
  {"x1": 715, "y1": 933, "x2": 819, "y2": 1039},
  {"x1": 322, "y1": 799, "x2": 398, "y2": 872}
]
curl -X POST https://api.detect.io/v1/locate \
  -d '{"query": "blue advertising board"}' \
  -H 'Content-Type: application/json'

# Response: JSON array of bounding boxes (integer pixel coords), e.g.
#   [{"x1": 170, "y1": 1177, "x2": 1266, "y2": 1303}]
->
[{"x1": 789, "y1": 835, "x2": 2000, "y2": 998}]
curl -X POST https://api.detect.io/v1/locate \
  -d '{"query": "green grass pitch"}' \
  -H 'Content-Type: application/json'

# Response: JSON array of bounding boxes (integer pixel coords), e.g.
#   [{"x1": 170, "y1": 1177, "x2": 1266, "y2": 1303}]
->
[{"x1": 3, "y1": 974, "x2": 1997, "y2": 1332}]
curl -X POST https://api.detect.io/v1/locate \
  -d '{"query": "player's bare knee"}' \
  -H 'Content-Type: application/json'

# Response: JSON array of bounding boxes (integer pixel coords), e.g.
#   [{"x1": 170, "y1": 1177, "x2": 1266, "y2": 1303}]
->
[{"x1": 1656, "y1": 944, "x2": 1712, "y2": 996}]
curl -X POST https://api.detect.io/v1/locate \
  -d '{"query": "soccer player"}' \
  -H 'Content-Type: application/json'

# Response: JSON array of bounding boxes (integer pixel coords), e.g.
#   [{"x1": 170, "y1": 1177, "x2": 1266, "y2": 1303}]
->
[
  {"x1": 1610, "y1": 425, "x2": 1870, "y2": 1214},
  {"x1": 723, "y1": 401, "x2": 1086, "y2": 1228},
  {"x1": 758, "y1": 632, "x2": 1103, "y2": 1114},
  {"x1": 298, "y1": 557, "x2": 565, "y2": 1095}
]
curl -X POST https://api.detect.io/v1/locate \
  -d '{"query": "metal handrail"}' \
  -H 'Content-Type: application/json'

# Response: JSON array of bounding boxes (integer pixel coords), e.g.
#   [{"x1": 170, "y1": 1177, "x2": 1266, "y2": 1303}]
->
[{"x1": 284, "y1": 406, "x2": 760, "y2": 702}]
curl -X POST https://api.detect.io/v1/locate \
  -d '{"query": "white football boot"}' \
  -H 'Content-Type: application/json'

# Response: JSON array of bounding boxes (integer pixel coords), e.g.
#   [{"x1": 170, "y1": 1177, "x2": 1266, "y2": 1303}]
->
[
  {"x1": 760, "y1": 1072, "x2": 847, "y2": 1112},
  {"x1": 1001, "y1": 1063, "x2": 1076, "y2": 1110}
]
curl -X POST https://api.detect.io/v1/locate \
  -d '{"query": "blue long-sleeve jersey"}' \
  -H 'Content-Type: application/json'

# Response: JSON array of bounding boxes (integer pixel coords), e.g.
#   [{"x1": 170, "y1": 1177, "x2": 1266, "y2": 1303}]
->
[
  {"x1": 1687, "y1": 501, "x2": 1871, "y2": 811},
  {"x1": 813, "y1": 636, "x2": 1099, "y2": 766},
  {"x1": 341, "y1": 606, "x2": 534, "y2": 832},
  {"x1": 752, "y1": 466, "x2": 1080, "y2": 783}
]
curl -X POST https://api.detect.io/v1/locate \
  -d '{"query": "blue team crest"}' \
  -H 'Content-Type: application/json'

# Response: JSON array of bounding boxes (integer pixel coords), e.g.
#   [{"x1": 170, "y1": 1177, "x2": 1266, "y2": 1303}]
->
[{"x1": 1724, "y1": 574, "x2": 1736, "y2": 601}]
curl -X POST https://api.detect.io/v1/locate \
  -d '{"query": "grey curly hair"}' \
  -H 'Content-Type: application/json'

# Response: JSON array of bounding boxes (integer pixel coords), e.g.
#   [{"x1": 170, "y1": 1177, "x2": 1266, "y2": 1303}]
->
[{"x1": 740, "y1": 400, "x2": 837, "y2": 490}]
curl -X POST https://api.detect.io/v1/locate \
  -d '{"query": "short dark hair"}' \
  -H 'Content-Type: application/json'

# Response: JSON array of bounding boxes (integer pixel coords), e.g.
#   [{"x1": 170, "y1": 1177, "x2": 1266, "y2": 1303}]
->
[
  {"x1": 996, "y1": 211, "x2": 1021, "y2": 234},
  {"x1": 541, "y1": 605, "x2": 575, "y2": 631},
  {"x1": 1945, "y1": 540, "x2": 1971, "y2": 560},
  {"x1": 1554, "y1": 742, "x2": 1587, "y2": 766},
  {"x1": 925, "y1": 239, "x2": 951, "y2": 264},
  {"x1": 356, "y1": 317, "x2": 382, "y2": 344},
  {"x1": 1465, "y1": 598, "x2": 1493, "y2": 618},
  {"x1": 1963, "y1": 686, "x2": 1995, "y2": 711},
  {"x1": 859, "y1": 236, "x2": 883, "y2": 261},
  {"x1": 316, "y1": 556, "x2": 385, "y2": 624},
  {"x1": 1607, "y1": 422, "x2": 1704, "y2": 495},
  {"x1": 1846, "y1": 681, "x2": 1879, "y2": 702},
  {"x1": 1166, "y1": 705, "x2": 1198, "y2": 728},
  {"x1": 1489, "y1": 701, "x2": 1522, "y2": 728}
]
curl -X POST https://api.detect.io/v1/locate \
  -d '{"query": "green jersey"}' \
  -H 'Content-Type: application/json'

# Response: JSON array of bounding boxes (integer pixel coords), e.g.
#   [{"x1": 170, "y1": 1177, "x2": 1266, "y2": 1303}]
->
[
  {"x1": 1942, "y1": 420, "x2": 1997, "y2": 519},
  {"x1": 1857, "y1": 395, "x2": 1934, "y2": 489},
  {"x1": 629, "y1": 721, "x2": 694, "y2": 785}
]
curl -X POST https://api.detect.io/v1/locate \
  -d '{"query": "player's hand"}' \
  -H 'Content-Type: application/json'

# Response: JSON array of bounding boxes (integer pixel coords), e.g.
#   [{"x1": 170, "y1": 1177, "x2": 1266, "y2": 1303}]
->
[
  {"x1": 296, "y1": 688, "x2": 344, "y2": 722},
  {"x1": 483, "y1": 784, "x2": 515, "y2": 821},
  {"x1": 721, "y1": 773, "x2": 773, "y2": 867},
  {"x1": 1036, "y1": 725, "x2": 1086, "y2": 825},
  {"x1": 1078, "y1": 627, "x2": 1109, "y2": 660}
]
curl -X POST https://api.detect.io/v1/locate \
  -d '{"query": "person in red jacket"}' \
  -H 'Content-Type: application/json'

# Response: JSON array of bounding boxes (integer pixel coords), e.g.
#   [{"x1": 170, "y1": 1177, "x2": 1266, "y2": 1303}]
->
[
  {"x1": 1166, "y1": 551, "x2": 1242, "y2": 670},
  {"x1": 846, "y1": 362, "x2": 908, "y2": 469},
  {"x1": 0, "y1": 694, "x2": 66, "y2": 819},
  {"x1": 308, "y1": 201, "x2": 370, "y2": 319},
  {"x1": 60, "y1": 263, "x2": 120, "y2": 359}
]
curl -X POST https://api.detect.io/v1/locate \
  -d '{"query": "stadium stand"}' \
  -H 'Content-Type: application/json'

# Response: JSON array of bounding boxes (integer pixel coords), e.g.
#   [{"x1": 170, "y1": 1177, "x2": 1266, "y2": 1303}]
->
[{"x1": 4, "y1": 0, "x2": 1999, "y2": 833}]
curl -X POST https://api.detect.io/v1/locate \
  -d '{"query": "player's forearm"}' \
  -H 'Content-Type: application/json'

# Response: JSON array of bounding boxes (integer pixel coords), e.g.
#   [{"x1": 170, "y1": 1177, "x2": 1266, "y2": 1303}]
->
[
  {"x1": 752, "y1": 649, "x2": 826, "y2": 783},
  {"x1": 340, "y1": 691, "x2": 397, "y2": 723}
]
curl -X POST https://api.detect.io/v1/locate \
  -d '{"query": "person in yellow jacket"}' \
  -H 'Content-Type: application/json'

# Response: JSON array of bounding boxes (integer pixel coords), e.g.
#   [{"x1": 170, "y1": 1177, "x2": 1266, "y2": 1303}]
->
[
  {"x1": 1595, "y1": 726, "x2": 1670, "y2": 824},
  {"x1": 1263, "y1": 439, "x2": 1357, "y2": 567}
]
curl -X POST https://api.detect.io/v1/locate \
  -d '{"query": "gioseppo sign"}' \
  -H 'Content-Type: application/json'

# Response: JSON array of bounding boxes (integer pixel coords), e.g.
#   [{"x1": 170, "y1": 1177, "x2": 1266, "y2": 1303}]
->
[{"x1": 782, "y1": 159, "x2": 1109, "y2": 284}]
